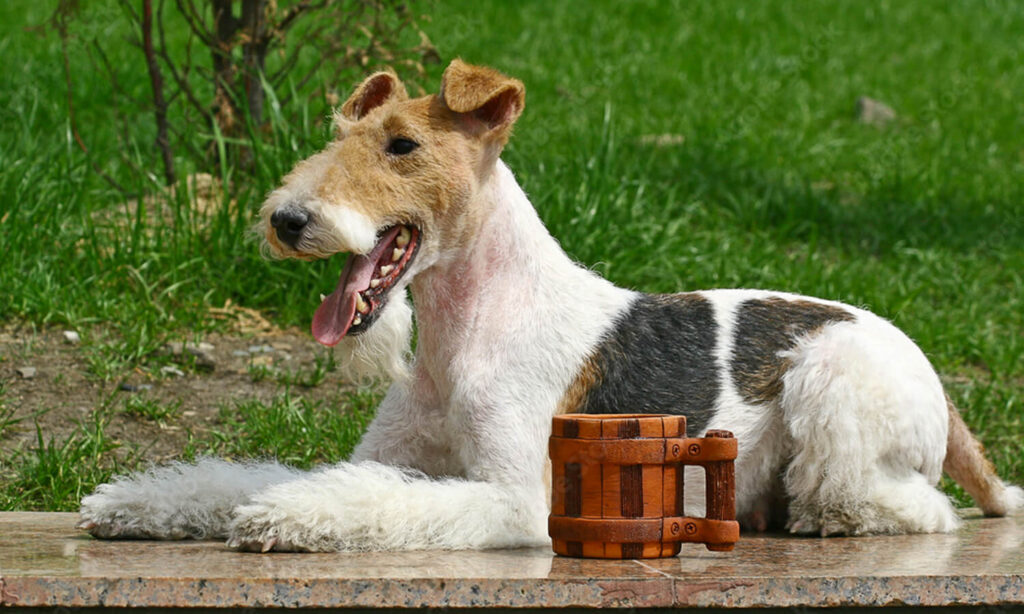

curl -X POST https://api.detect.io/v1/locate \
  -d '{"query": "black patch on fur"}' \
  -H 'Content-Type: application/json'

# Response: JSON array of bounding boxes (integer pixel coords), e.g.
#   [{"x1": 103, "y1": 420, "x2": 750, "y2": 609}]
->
[
  {"x1": 577, "y1": 293, "x2": 720, "y2": 436},
  {"x1": 731, "y1": 297, "x2": 856, "y2": 405}
]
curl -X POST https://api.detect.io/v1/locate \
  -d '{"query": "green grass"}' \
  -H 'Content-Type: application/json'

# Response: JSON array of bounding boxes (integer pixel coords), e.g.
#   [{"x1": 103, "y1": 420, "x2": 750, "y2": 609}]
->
[
  {"x1": 248, "y1": 348, "x2": 340, "y2": 388},
  {"x1": 1, "y1": 0, "x2": 1023, "y2": 508},
  {"x1": 121, "y1": 395, "x2": 182, "y2": 424},
  {"x1": 189, "y1": 388, "x2": 378, "y2": 469},
  {"x1": 0, "y1": 410, "x2": 133, "y2": 511}
]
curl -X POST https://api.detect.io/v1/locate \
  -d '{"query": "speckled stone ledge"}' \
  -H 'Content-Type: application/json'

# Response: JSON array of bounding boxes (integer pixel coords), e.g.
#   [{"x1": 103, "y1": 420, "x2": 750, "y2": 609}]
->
[{"x1": 1, "y1": 512, "x2": 1022, "y2": 609}]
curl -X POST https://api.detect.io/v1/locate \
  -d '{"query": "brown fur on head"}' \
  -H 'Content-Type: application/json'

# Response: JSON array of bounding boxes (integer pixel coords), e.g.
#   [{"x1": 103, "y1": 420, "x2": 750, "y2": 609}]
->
[{"x1": 260, "y1": 58, "x2": 526, "y2": 262}]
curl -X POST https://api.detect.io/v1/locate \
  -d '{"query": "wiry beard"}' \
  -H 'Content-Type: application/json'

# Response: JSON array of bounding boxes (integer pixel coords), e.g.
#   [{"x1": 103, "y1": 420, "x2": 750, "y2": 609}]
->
[{"x1": 335, "y1": 288, "x2": 413, "y2": 383}]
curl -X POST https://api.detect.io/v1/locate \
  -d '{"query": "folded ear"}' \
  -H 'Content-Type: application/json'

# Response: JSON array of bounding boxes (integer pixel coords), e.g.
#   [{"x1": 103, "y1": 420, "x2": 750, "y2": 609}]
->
[
  {"x1": 440, "y1": 59, "x2": 525, "y2": 139},
  {"x1": 340, "y1": 70, "x2": 409, "y2": 120}
]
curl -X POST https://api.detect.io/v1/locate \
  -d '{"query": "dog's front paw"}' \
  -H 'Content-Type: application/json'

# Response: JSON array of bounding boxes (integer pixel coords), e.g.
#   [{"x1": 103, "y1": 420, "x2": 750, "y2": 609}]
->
[
  {"x1": 226, "y1": 501, "x2": 337, "y2": 552},
  {"x1": 226, "y1": 502, "x2": 311, "y2": 552},
  {"x1": 79, "y1": 482, "x2": 193, "y2": 539}
]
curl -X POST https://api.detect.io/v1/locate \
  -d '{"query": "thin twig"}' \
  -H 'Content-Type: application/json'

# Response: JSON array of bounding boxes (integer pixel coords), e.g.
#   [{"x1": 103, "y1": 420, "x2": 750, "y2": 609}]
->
[
  {"x1": 157, "y1": 0, "x2": 212, "y2": 124},
  {"x1": 141, "y1": 0, "x2": 176, "y2": 185},
  {"x1": 56, "y1": 14, "x2": 131, "y2": 195},
  {"x1": 174, "y1": 0, "x2": 216, "y2": 47}
]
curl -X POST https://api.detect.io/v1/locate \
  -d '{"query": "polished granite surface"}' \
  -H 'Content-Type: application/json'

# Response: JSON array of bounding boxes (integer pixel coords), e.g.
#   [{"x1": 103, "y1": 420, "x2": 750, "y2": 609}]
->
[{"x1": 1, "y1": 511, "x2": 1022, "y2": 608}]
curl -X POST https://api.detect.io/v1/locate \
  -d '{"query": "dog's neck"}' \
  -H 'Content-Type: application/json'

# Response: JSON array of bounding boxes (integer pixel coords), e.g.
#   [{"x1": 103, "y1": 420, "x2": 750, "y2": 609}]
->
[{"x1": 408, "y1": 161, "x2": 631, "y2": 402}]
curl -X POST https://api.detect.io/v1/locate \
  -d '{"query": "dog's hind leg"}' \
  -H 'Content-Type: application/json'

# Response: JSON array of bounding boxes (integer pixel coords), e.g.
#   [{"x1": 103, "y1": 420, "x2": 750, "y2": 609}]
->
[
  {"x1": 78, "y1": 458, "x2": 300, "y2": 539},
  {"x1": 780, "y1": 318, "x2": 960, "y2": 535}
]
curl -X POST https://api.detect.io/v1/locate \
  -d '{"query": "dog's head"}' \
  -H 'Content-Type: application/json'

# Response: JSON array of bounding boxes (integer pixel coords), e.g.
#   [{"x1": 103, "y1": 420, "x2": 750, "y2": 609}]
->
[{"x1": 260, "y1": 59, "x2": 525, "y2": 347}]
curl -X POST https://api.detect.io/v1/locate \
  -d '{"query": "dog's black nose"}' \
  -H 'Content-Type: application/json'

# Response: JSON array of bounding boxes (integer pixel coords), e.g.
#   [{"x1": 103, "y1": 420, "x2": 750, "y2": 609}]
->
[{"x1": 270, "y1": 207, "x2": 309, "y2": 248}]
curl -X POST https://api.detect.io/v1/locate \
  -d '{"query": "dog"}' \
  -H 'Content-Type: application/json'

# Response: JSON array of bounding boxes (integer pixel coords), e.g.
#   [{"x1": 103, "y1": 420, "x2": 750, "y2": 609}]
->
[{"x1": 78, "y1": 59, "x2": 1023, "y2": 551}]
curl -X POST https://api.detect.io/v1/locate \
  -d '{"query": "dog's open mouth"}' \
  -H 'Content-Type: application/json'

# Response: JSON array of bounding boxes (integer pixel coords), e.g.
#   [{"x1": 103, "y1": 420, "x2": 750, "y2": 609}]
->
[{"x1": 312, "y1": 225, "x2": 420, "y2": 346}]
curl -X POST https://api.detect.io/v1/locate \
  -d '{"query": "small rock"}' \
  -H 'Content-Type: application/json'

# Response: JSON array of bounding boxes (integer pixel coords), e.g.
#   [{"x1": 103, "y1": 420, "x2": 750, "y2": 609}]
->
[
  {"x1": 160, "y1": 365, "x2": 185, "y2": 377},
  {"x1": 119, "y1": 383, "x2": 153, "y2": 392},
  {"x1": 185, "y1": 342, "x2": 216, "y2": 370},
  {"x1": 164, "y1": 340, "x2": 215, "y2": 369},
  {"x1": 63, "y1": 330, "x2": 81, "y2": 344},
  {"x1": 248, "y1": 344, "x2": 275, "y2": 354},
  {"x1": 16, "y1": 366, "x2": 37, "y2": 379},
  {"x1": 856, "y1": 96, "x2": 897, "y2": 126},
  {"x1": 232, "y1": 350, "x2": 251, "y2": 357},
  {"x1": 182, "y1": 411, "x2": 197, "y2": 418},
  {"x1": 250, "y1": 354, "x2": 274, "y2": 368},
  {"x1": 164, "y1": 341, "x2": 185, "y2": 356}
]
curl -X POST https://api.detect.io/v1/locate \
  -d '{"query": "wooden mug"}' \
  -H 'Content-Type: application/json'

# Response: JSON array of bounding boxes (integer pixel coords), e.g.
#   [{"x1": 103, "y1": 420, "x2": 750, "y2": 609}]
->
[{"x1": 548, "y1": 413, "x2": 739, "y2": 558}]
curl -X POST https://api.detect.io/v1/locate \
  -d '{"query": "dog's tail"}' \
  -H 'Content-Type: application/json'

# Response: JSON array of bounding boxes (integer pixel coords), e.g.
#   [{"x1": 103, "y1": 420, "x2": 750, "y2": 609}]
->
[{"x1": 943, "y1": 395, "x2": 1024, "y2": 516}]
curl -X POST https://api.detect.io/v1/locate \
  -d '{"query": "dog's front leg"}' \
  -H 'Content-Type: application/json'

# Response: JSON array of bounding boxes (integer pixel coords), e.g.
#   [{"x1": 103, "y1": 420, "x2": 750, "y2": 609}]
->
[
  {"x1": 227, "y1": 382, "x2": 549, "y2": 552},
  {"x1": 226, "y1": 460, "x2": 545, "y2": 552},
  {"x1": 78, "y1": 458, "x2": 301, "y2": 540}
]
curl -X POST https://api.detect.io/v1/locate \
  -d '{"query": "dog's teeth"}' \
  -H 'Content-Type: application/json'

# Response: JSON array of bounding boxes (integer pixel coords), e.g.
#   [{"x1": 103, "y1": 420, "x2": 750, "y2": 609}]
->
[
  {"x1": 319, "y1": 293, "x2": 327, "y2": 302},
  {"x1": 353, "y1": 315, "x2": 362, "y2": 326},
  {"x1": 396, "y1": 227, "x2": 411, "y2": 248},
  {"x1": 391, "y1": 248, "x2": 404, "y2": 262},
  {"x1": 356, "y1": 293, "x2": 370, "y2": 314},
  {"x1": 379, "y1": 265, "x2": 394, "y2": 276},
  {"x1": 369, "y1": 278, "x2": 381, "y2": 288}
]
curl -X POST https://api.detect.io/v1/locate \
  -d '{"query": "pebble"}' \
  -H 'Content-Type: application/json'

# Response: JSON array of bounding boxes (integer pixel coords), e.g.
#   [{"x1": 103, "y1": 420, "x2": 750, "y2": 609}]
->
[
  {"x1": 160, "y1": 365, "x2": 185, "y2": 377},
  {"x1": 119, "y1": 383, "x2": 153, "y2": 392},
  {"x1": 232, "y1": 350, "x2": 251, "y2": 357},
  {"x1": 164, "y1": 341, "x2": 216, "y2": 370},
  {"x1": 248, "y1": 344, "x2": 275, "y2": 354},
  {"x1": 187, "y1": 342, "x2": 216, "y2": 370},
  {"x1": 16, "y1": 366, "x2": 37, "y2": 379},
  {"x1": 249, "y1": 354, "x2": 274, "y2": 367},
  {"x1": 63, "y1": 330, "x2": 81, "y2": 344},
  {"x1": 856, "y1": 96, "x2": 897, "y2": 126}
]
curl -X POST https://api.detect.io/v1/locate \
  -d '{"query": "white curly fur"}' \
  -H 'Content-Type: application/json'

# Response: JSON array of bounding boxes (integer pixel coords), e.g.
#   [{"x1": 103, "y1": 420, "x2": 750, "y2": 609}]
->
[
  {"x1": 228, "y1": 462, "x2": 545, "y2": 552},
  {"x1": 79, "y1": 458, "x2": 299, "y2": 539},
  {"x1": 333, "y1": 288, "x2": 414, "y2": 383}
]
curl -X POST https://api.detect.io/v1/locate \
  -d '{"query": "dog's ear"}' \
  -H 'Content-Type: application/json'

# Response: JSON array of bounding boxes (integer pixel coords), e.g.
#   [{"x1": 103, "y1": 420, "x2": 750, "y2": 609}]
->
[
  {"x1": 440, "y1": 59, "x2": 525, "y2": 140},
  {"x1": 340, "y1": 70, "x2": 409, "y2": 121}
]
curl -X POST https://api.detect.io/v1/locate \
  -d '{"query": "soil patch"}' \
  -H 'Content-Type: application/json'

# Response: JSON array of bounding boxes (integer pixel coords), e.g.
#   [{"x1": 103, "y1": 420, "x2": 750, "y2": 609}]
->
[{"x1": 0, "y1": 323, "x2": 372, "y2": 464}]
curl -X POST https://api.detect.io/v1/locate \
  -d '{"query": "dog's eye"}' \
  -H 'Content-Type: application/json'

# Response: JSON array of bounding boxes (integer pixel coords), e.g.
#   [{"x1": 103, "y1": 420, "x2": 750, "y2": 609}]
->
[{"x1": 386, "y1": 138, "x2": 419, "y2": 156}]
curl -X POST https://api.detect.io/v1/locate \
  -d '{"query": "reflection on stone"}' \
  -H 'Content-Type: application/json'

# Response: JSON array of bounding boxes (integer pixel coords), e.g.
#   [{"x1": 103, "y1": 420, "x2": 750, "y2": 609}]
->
[{"x1": 1, "y1": 511, "x2": 1022, "y2": 608}]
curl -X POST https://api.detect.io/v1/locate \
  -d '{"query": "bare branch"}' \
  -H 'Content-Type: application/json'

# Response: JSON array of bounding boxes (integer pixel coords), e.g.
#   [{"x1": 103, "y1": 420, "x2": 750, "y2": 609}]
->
[
  {"x1": 277, "y1": 0, "x2": 331, "y2": 34},
  {"x1": 141, "y1": 0, "x2": 176, "y2": 185},
  {"x1": 174, "y1": 0, "x2": 217, "y2": 47},
  {"x1": 156, "y1": 0, "x2": 212, "y2": 124},
  {"x1": 54, "y1": 5, "x2": 131, "y2": 195}
]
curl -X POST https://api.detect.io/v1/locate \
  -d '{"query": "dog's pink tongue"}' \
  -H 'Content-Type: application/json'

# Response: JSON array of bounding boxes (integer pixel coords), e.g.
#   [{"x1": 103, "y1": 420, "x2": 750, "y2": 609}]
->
[
  {"x1": 312, "y1": 254, "x2": 375, "y2": 346},
  {"x1": 311, "y1": 226, "x2": 404, "y2": 346}
]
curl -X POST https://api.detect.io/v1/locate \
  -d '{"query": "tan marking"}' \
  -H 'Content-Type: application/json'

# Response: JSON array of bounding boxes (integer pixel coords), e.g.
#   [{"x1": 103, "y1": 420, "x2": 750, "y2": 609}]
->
[
  {"x1": 262, "y1": 60, "x2": 525, "y2": 260},
  {"x1": 942, "y1": 394, "x2": 1007, "y2": 516},
  {"x1": 733, "y1": 297, "x2": 856, "y2": 405},
  {"x1": 744, "y1": 358, "x2": 792, "y2": 406},
  {"x1": 556, "y1": 353, "x2": 603, "y2": 415}
]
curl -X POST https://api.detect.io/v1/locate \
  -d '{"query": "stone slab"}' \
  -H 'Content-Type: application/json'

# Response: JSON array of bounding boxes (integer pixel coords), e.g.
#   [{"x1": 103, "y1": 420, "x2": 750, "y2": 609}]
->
[{"x1": 1, "y1": 511, "x2": 1022, "y2": 609}]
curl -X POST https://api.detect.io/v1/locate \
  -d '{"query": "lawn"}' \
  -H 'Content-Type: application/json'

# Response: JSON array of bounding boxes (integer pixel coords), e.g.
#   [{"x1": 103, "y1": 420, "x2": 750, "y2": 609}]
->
[{"x1": 1, "y1": 0, "x2": 1022, "y2": 510}]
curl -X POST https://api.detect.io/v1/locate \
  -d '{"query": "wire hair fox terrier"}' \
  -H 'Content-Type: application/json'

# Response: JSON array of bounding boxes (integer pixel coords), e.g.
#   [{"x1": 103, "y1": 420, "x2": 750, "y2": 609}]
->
[{"x1": 78, "y1": 59, "x2": 1023, "y2": 551}]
